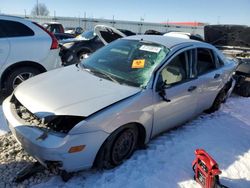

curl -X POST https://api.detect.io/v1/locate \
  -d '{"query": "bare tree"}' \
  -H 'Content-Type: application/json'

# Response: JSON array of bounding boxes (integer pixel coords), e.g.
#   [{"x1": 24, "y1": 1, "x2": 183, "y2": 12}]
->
[{"x1": 31, "y1": 3, "x2": 49, "y2": 16}]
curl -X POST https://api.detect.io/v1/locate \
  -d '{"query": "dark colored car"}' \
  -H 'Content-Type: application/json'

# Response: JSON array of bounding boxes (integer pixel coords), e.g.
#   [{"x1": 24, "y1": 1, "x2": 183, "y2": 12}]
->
[
  {"x1": 118, "y1": 29, "x2": 136, "y2": 36},
  {"x1": 59, "y1": 25, "x2": 126, "y2": 66},
  {"x1": 204, "y1": 25, "x2": 250, "y2": 97},
  {"x1": 144, "y1": 29, "x2": 163, "y2": 35},
  {"x1": 54, "y1": 33, "x2": 75, "y2": 41}
]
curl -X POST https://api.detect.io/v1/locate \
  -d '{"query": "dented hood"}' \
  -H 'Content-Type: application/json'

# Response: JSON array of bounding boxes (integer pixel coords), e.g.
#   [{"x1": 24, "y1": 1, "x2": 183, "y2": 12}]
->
[{"x1": 14, "y1": 65, "x2": 141, "y2": 117}]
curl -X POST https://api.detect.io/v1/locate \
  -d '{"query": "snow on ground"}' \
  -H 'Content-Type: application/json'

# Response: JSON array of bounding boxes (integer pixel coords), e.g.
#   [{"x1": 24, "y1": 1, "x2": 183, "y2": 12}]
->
[{"x1": 1, "y1": 96, "x2": 250, "y2": 188}]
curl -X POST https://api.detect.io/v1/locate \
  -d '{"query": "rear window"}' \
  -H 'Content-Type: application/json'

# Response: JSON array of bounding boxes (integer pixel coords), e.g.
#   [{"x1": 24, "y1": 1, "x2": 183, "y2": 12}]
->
[{"x1": 0, "y1": 19, "x2": 34, "y2": 38}]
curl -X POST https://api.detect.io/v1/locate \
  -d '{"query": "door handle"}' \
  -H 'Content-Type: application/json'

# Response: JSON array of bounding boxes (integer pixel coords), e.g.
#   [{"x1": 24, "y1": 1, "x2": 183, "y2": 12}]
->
[
  {"x1": 188, "y1": 86, "x2": 197, "y2": 92},
  {"x1": 214, "y1": 73, "x2": 220, "y2": 79}
]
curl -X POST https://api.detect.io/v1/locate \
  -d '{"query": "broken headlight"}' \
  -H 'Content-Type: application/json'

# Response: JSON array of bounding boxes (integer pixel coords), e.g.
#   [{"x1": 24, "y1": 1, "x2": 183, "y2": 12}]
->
[
  {"x1": 42, "y1": 115, "x2": 85, "y2": 133},
  {"x1": 11, "y1": 95, "x2": 85, "y2": 133}
]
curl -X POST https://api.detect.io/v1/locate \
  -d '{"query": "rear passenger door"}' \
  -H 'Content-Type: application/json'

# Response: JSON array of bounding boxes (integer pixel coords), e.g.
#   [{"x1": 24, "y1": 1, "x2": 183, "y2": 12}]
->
[
  {"x1": 0, "y1": 21, "x2": 10, "y2": 69},
  {"x1": 0, "y1": 19, "x2": 39, "y2": 65},
  {"x1": 193, "y1": 48, "x2": 223, "y2": 112}
]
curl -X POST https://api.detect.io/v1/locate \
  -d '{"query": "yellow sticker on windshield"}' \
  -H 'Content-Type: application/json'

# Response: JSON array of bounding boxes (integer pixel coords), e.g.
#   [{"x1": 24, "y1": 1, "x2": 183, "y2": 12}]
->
[{"x1": 132, "y1": 59, "x2": 145, "y2": 68}]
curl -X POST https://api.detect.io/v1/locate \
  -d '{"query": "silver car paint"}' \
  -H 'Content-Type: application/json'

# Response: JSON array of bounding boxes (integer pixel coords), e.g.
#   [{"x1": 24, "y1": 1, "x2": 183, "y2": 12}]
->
[
  {"x1": 14, "y1": 65, "x2": 141, "y2": 117},
  {"x1": 3, "y1": 35, "x2": 237, "y2": 172},
  {"x1": 0, "y1": 37, "x2": 10, "y2": 70}
]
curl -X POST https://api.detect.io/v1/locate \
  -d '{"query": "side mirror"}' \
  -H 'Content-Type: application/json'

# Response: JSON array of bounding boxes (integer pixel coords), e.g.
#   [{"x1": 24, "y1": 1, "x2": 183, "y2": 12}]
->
[{"x1": 158, "y1": 80, "x2": 171, "y2": 102}]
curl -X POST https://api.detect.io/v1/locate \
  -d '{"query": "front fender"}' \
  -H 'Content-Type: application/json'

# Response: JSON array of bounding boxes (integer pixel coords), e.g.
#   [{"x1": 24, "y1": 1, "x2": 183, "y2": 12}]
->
[{"x1": 69, "y1": 90, "x2": 154, "y2": 144}]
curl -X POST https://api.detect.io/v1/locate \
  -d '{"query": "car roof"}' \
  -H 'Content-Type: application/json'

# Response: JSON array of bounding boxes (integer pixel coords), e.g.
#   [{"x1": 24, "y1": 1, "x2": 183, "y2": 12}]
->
[
  {"x1": 0, "y1": 14, "x2": 26, "y2": 20},
  {"x1": 124, "y1": 34, "x2": 206, "y2": 49},
  {"x1": 43, "y1": 22, "x2": 61, "y2": 25}
]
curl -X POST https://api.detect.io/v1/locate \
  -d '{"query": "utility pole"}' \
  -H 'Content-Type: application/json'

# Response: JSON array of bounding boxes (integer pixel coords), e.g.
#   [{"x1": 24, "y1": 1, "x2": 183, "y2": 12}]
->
[
  {"x1": 217, "y1": 16, "x2": 221, "y2": 24},
  {"x1": 36, "y1": 0, "x2": 39, "y2": 16},
  {"x1": 78, "y1": 13, "x2": 81, "y2": 27},
  {"x1": 84, "y1": 12, "x2": 87, "y2": 30},
  {"x1": 112, "y1": 15, "x2": 115, "y2": 27}
]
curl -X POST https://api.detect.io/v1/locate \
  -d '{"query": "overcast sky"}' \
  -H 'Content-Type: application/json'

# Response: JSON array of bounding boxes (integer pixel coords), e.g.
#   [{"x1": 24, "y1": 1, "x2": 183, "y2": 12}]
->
[{"x1": 1, "y1": 0, "x2": 250, "y2": 25}]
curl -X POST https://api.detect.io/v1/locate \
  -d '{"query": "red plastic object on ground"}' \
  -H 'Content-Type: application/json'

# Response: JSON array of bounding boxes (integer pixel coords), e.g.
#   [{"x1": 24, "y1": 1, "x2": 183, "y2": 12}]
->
[{"x1": 192, "y1": 149, "x2": 222, "y2": 188}]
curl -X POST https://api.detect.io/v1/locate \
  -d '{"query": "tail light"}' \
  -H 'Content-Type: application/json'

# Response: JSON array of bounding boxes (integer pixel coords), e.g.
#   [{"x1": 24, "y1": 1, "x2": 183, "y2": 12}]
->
[{"x1": 33, "y1": 22, "x2": 59, "y2": 49}]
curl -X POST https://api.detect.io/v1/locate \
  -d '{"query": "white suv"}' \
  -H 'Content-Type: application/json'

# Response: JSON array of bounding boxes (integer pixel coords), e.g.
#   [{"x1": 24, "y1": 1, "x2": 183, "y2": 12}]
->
[{"x1": 0, "y1": 15, "x2": 62, "y2": 95}]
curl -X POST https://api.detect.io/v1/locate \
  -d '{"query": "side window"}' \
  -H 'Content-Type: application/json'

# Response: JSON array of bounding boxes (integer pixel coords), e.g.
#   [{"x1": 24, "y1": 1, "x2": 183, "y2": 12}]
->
[
  {"x1": 160, "y1": 51, "x2": 188, "y2": 86},
  {"x1": 0, "y1": 20, "x2": 6, "y2": 38},
  {"x1": 196, "y1": 48, "x2": 216, "y2": 75},
  {"x1": 0, "y1": 27, "x2": 5, "y2": 38},
  {"x1": 49, "y1": 25, "x2": 62, "y2": 33},
  {"x1": 0, "y1": 20, "x2": 34, "y2": 38},
  {"x1": 46, "y1": 25, "x2": 52, "y2": 32}
]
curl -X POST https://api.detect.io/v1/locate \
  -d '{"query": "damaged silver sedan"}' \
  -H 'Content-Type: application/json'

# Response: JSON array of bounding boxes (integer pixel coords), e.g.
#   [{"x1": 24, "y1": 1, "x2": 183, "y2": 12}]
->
[{"x1": 3, "y1": 35, "x2": 237, "y2": 173}]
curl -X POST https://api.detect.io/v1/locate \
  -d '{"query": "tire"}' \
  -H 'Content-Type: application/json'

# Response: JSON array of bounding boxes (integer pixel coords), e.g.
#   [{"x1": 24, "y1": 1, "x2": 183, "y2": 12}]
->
[
  {"x1": 5, "y1": 67, "x2": 40, "y2": 96},
  {"x1": 60, "y1": 170, "x2": 73, "y2": 182},
  {"x1": 95, "y1": 125, "x2": 138, "y2": 169},
  {"x1": 236, "y1": 80, "x2": 250, "y2": 97},
  {"x1": 205, "y1": 89, "x2": 226, "y2": 113}
]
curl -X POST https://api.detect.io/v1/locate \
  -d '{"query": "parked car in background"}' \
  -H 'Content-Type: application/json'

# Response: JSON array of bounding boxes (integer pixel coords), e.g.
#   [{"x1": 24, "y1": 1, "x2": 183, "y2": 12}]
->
[
  {"x1": 118, "y1": 29, "x2": 136, "y2": 36},
  {"x1": 54, "y1": 33, "x2": 75, "y2": 41},
  {"x1": 204, "y1": 25, "x2": 250, "y2": 97},
  {"x1": 60, "y1": 25, "x2": 126, "y2": 66},
  {"x1": 65, "y1": 27, "x2": 84, "y2": 36},
  {"x1": 3, "y1": 35, "x2": 236, "y2": 176},
  {"x1": 42, "y1": 22, "x2": 64, "y2": 33},
  {"x1": 164, "y1": 31, "x2": 204, "y2": 41},
  {"x1": 0, "y1": 15, "x2": 62, "y2": 95},
  {"x1": 144, "y1": 29, "x2": 163, "y2": 35},
  {"x1": 42, "y1": 22, "x2": 76, "y2": 41}
]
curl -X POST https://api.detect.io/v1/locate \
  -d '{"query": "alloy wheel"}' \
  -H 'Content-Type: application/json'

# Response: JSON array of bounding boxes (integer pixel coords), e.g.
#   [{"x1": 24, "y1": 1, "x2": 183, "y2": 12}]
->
[{"x1": 12, "y1": 72, "x2": 34, "y2": 89}]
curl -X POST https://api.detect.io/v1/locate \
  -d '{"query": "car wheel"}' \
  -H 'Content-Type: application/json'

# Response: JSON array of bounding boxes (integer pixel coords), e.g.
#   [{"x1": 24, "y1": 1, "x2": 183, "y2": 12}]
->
[
  {"x1": 95, "y1": 125, "x2": 138, "y2": 169},
  {"x1": 205, "y1": 89, "x2": 226, "y2": 113},
  {"x1": 236, "y1": 80, "x2": 250, "y2": 97},
  {"x1": 5, "y1": 67, "x2": 40, "y2": 95}
]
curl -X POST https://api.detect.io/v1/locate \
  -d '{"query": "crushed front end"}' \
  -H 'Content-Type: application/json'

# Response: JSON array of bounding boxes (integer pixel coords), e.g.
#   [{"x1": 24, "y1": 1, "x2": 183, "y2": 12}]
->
[{"x1": 2, "y1": 95, "x2": 109, "y2": 172}]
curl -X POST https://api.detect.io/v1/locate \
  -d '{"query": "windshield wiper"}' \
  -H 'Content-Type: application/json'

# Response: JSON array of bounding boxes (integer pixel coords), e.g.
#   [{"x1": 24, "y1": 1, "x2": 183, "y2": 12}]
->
[
  {"x1": 95, "y1": 70, "x2": 120, "y2": 84},
  {"x1": 78, "y1": 63, "x2": 120, "y2": 84},
  {"x1": 87, "y1": 68, "x2": 120, "y2": 84}
]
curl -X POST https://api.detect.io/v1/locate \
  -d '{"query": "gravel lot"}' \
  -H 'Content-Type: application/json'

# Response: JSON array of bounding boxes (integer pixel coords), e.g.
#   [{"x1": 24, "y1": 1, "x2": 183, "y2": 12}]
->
[
  {"x1": 0, "y1": 95, "x2": 55, "y2": 187},
  {"x1": 0, "y1": 133, "x2": 56, "y2": 188}
]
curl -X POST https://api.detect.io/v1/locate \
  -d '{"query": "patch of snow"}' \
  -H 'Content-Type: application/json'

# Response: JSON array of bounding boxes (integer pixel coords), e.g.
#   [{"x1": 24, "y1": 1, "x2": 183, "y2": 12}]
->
[{"x1": 31, "y1": 96, "x2": 250, "y2": 188}]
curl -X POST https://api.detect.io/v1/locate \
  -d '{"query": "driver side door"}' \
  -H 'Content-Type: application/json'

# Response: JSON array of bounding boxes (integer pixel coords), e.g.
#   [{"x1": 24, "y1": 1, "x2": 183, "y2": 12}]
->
[{"x1": 152, "y1": 49, "x2": 200, "y2": 136}]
